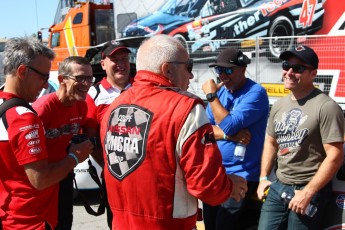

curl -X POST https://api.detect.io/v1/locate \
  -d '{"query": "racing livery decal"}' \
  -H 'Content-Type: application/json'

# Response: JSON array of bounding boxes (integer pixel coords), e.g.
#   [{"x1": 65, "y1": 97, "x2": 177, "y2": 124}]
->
[{"x1": 104, "y1": 105, "x2": 152, "y2": 180}]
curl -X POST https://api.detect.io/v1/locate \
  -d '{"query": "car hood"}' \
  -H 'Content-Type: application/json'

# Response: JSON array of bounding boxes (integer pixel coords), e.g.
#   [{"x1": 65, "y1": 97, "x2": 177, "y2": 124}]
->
[{"x1": 135, "y1": 11, "x2": 190, "y2": 27}]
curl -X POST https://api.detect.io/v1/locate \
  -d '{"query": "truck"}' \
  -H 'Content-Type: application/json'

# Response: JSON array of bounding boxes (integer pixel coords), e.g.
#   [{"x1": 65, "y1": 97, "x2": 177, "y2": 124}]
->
[{"x1": 45, "y1": 1, "x2": 345, "y2": 228}]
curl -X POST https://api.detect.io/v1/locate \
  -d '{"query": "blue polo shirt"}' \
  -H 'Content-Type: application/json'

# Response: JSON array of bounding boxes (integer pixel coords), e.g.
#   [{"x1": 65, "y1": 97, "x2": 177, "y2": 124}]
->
[{"x1": 206, "y1": 78, "x2": 269, "y2": 181}]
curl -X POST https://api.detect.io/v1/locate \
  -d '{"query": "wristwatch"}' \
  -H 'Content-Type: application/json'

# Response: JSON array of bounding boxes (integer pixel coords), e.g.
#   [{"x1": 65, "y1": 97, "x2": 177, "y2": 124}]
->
[{"x1": 206, "y1": 92, "x2": 217, "y2": 102}]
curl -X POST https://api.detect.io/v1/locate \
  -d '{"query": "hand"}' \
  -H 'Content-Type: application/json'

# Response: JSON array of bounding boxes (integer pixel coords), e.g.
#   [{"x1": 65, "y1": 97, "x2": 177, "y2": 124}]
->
[
  {"x1": 289, "y1": 189, "x2": 313, "y2": 215},
  {"x1": 257, "y1": 179, "x2": 271, "y2": 200},
  {"x1": 227, "y1": 174, "x2": 247, "y2": 202},
  {"x1": 202, "y1": 79, "x2": 223, "y2": 94},
  {"x1": 228, "y1": 129, "x2": 251, "y2": 145},
  {"x1": 69, "y1": 140, "x2": 94, "y2": 164}
]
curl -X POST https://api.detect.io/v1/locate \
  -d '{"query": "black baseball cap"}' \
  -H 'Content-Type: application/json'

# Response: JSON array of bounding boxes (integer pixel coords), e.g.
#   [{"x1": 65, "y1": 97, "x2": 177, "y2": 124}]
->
[
  {"x1": 101, "y1": 40, "x2": 131, "y2": 59},
  {"x1": 209, "y1": 48, "x2": 244, "y2": 68},
  {"x1": 279, "y1": 45, "x2": 319, "y2": 69}
]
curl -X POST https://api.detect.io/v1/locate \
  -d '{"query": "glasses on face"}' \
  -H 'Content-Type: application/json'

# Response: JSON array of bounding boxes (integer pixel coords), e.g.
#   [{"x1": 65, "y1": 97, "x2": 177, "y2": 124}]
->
[
  {"x1": 282, "y1": 61, "x2": 312, "y2": 73},
  {"x1": 214, "y1": 66, "x2": 235, "y2": 75},
  {"x1": 66, "y1": 75, "x2": 95, "y2": 84},
  {"x1": 26, "y1": 65, "x2": 50, "y2": 83},
  {"x1": 167, "y1": 59, "x2": 193, "y2": 73}
]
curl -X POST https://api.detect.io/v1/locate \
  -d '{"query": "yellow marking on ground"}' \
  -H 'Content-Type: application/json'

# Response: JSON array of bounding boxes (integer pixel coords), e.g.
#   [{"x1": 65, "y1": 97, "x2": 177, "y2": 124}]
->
[{"x1": 197, "y1": 221, "x2": 205, "y2": 230}]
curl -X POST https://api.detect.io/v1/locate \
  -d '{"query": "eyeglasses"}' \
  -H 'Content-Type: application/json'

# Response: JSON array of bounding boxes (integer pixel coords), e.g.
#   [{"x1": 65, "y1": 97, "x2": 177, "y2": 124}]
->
[
  {"x1": 26, "y1": 65, "x2": 50, "y2": 83},
  {"x1": 167, "y1": 59, "x2": 193, "y2": 73},
  {"x1": 282, "y1": 61, "x2": 313, "y2": 73},
  {"x1": 65, "y1": 75, "x2": 95, "y2": 84},
  {"x1": 214, "y1": 66, "x2": 235, "y2": 75}
]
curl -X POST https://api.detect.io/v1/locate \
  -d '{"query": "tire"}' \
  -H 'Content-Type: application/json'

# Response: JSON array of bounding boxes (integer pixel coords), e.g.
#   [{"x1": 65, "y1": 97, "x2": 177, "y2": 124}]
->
[{"x1": 267, "y1": 16, "x2": 294, "y2": 62}]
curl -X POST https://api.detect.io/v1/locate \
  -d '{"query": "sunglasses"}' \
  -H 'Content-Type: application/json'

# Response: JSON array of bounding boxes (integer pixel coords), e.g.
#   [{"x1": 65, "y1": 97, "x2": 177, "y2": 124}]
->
[
  {"x1": 65, "y1": 75, "x2": 95, "y2": 84},
  {"x1": 282, "y1": 61, "x2": 312, "y2": 73},
  {"x1": 26, "y1": 65, "x2": 50, "y2": 83},
  {"x1": 167, "y1": 59, "x2": 193, "y2": 73},
  {"x1": 214, "y1": 66, "x2": 234, "y2": 75}
]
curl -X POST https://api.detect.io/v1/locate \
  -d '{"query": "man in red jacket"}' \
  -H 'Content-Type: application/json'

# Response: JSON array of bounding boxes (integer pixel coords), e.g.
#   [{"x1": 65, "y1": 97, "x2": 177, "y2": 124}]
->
[
  {"x1": 100, "y1": 34, "x2": 247, "y2": 230},
  {"x1": 0, "y1": 37, "x2": 92, "y2": 230}
]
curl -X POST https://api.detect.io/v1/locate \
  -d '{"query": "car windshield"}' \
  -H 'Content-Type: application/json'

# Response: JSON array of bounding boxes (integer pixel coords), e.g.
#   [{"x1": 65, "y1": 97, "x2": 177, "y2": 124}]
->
[
  {"x1": 160, "y1": 0, "x2": 256, "y2": 16},
  {"x1": 160, "y1": 0, "x2": 195, "y2": 15}
]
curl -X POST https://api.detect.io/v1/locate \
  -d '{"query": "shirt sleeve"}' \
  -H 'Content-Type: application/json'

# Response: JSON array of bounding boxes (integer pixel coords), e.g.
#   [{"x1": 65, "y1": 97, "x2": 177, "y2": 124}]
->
[
  {"x1": 319, "y1": 100, "x2": 344, "y2": 143},
  {"x1": 219, "y1": 89, "x2": 268, "y2": 136},
  {"x1": 7, "y1": 106, "x2": 48, "y2": 165},
  {"x1": 177, "y1": 104, "x2": 232, "y2": 205}
]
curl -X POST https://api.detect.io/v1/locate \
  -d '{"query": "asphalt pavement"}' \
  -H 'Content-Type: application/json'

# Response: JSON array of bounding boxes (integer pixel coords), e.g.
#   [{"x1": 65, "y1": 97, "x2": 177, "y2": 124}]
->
[{"x1": 72, "y1": 190, "x2": 108, "y2": 230}]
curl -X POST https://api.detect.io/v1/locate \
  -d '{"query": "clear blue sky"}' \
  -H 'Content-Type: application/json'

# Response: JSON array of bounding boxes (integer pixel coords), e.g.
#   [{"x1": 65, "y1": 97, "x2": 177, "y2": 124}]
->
[{"x1": 0, "y1": 0, "x2": 58, "y2": 39}]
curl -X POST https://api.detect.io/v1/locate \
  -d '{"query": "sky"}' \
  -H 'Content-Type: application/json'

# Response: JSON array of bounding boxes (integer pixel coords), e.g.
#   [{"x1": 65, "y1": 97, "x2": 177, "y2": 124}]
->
[{"x1": 0, "y1": 0, "x2": 59, "y2": 39}]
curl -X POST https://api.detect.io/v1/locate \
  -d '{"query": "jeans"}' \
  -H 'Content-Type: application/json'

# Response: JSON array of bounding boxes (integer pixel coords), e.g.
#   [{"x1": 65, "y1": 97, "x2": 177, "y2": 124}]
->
[
  {"x1": 55, "y1": 172, "x2": 75, "y2": 230},
  {"x1": 258, "y1": 180, "x2": 332, "y2": 230},
  {"x1": 203, "y1": 181, "x2": 260, "y2": 230}
]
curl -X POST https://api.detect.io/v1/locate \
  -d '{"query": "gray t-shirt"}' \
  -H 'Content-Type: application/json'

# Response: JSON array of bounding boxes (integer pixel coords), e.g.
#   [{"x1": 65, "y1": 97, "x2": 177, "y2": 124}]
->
[{"x1": 267, "y1": 88, "x2": 344, "y2": 185}]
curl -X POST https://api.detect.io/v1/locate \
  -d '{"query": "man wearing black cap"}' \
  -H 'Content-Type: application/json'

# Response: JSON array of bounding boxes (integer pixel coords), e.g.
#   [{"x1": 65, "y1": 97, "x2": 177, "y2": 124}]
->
[
  {"x1": 257, "y1": 45, "x2": 344, "y2": 229},
  {"x1": 202, "y1": 48, "x2": 269, "y2": 230},
  {"x1": 83, "y1": 40, "x2": 132, "y2": 228}
]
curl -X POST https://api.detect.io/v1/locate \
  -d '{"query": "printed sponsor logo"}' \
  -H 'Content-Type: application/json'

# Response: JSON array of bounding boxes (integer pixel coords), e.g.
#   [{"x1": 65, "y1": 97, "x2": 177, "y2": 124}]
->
[
  {"x1": 335, "y1": 194, "x2": 345, "y2": 209},
  {"x1": 19, "y1": 124, "x2": 40, "y2": 131},
  {"x1": 25, "y1": 130, "x2": 39, "y2": 140},
  {"x1": 117, "y1": 114, "x2": 133, "y2": 123},
  {"x1": 105, "y1": 105, "x2": 152, "y2": 180},
  {"x1": 70, "y1": 116, "x2": 82, "y2": 121},
  {"x1": 74, "y1": 168, "x2": 89, "y2": 173},
  {"x1": 27, "y1": 139, "x2": 40, "y2": 146},
  {"x1": 29, "y1": 147, "x2": 42, "y2": 154},
  {"x1": 233, "y1": 10, "x2": 262, "y2": 36},
  {"x1": 260, "y1": 0, "x2": 288, "y2": 17}
]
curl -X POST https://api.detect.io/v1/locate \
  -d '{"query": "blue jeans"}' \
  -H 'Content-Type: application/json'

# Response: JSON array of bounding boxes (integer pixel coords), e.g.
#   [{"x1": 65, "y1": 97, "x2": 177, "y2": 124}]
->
[
  {"x1": 203, "y1": 181, "x2": 260, "y2": 230},
  {"x1": 258, "y1": 180, "x2": 332, "y2": 230}
]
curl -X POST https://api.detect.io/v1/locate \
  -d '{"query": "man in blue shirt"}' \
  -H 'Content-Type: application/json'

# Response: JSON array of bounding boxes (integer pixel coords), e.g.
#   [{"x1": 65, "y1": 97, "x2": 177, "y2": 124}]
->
[{"x1": 202, "y1": 48, "x2": 269, "y2": 230}]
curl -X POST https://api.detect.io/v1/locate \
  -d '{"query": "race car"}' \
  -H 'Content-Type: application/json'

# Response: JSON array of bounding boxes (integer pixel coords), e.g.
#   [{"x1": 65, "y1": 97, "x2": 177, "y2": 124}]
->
[{"x1": 123, "y1": 0, "x2": 325, "y2": 61}]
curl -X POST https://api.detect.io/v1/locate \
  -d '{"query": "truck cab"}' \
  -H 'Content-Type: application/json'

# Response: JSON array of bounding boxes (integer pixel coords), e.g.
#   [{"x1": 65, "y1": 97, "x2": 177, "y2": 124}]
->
[{"x1": 48, "y1": 0, "x2": 114, "y2": 71}]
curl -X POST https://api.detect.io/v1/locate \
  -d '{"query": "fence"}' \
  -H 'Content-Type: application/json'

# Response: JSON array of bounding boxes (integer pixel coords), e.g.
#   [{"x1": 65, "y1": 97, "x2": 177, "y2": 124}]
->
[
  {"x1": 2, "y1": 35, "x2": 343, "y2": 108},
  {"x1": 186, "y1": 34, "x2": 345, "y2": 109}
]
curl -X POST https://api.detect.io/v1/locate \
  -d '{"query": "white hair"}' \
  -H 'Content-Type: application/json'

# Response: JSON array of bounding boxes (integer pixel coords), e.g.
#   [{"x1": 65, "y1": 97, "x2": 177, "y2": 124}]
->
[{"x1": 136, "y1": 35, "x2": 185, "y2": 73}]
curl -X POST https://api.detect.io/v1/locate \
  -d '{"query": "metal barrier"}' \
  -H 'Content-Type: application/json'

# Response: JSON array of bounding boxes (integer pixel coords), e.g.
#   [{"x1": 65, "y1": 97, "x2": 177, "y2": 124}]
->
[{"x1": 186, "y1": 35, "x2": 345, "y2": 109}]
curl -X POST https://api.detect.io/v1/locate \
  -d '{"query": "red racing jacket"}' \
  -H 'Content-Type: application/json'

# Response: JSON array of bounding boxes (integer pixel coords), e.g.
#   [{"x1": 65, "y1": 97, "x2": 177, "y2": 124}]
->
[{"x1": 100, "y1": 70, "x2": 232, "y2": 230}]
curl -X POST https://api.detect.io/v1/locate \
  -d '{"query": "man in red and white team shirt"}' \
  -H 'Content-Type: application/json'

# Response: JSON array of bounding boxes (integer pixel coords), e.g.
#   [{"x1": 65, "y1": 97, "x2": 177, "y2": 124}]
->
[
  {"x1": 33, "y1": 56, "x2": 94, "y2": 230},
  {"x1": 0, "y1": 37, "x2": 93, "y2": 230},
  {"x1": 83, "y1": 40, "x2": 132, "y2": 228}
]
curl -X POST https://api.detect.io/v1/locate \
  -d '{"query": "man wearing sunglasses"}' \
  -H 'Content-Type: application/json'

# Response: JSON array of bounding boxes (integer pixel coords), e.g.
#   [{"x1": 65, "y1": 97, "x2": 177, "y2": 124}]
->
[
  {"x1": 32, "y1": 56, "x2": 95, "y2": 230},
  {"x1": 0, "y1": 38, "x2": 93, "y2": 229},
  {"x1": 257, "y1": 45, "x2": 344, "y2": 229},
  {"x1": 202, "y1": 48, "x2": 269, "y2": 230},
  {"x1": 99, "y1": 34, "x2": 247, "y2": 229}
]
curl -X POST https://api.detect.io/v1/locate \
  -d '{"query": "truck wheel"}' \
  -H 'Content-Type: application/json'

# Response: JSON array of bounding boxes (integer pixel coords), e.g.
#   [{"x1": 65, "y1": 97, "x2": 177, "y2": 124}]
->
[{"x1": 267, "y1": 16, "x2": 294, "y2": 62}]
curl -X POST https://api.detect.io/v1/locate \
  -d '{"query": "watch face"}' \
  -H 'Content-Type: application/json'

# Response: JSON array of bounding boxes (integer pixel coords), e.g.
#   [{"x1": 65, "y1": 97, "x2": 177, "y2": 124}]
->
[{"x1": 207, "y1": 93, "x2": 217, "y2": 102}]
